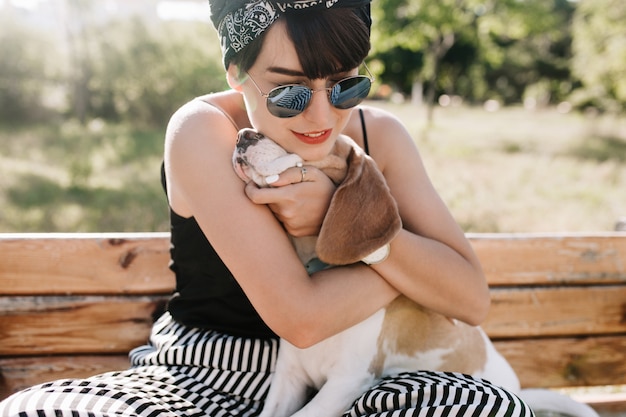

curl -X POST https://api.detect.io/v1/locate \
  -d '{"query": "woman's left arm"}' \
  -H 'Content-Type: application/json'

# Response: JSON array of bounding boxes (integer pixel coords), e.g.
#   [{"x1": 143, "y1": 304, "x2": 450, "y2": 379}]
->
[{"x1": 362, "y1": 106, "x2": 490, "y2": 326}]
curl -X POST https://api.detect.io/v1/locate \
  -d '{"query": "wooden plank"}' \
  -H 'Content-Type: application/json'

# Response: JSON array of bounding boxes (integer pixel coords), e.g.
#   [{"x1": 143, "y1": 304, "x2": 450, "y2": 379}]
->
[
  {"x1": 0, "y1": 233, "x2": 174, "y2": 295},
  {"x1": 0, "y1": 355, "x2": 130, "y2": 401},
  {"x1": 1, "y1": 286, "x2": 624, "y2": 356},
  {"x1": 468, "y1": 233, "x2": 626, "y2": 286},
  {"x1": 494, "y1": 335, "x2": 626, "y2": 388},
  {"x1": 485, "y1": 285, "x2": 626, "y2": 338},
  {"x1": 2, "y1": 232, "x2": 625, "y2": 294},
  {"x1": 2, "y1": 338, "x2": 625, "y2": 402},
  {"x1": 0, "y1": 296, "x2": 168, "y2": 356}
]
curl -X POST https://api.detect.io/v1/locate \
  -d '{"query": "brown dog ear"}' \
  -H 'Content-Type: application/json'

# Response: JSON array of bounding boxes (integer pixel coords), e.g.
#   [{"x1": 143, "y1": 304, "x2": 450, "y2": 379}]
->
[{"x1": 316, "y1": 146, "x2": 402, "y2": 265}]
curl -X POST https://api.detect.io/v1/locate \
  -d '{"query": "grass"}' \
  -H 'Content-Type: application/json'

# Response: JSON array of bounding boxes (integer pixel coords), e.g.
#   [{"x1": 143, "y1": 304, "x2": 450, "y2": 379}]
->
[
  {"x1": 367, "y1": 102, "x2": 626, "y2": 233},
  {"x1": 0, "y1": 104, "x2": 625, "y2": 233},
  {"x1": 0, "y1": 120, "x2": 168, "y2": 232}
]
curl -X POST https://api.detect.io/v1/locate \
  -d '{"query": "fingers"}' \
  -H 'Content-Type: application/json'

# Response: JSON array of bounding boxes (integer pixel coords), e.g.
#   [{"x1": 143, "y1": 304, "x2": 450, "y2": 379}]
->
[
  {"x1": 244, "y1": 166, "x2": 317, "y2": 206},
  {"x1": 265, "y1": 165, "x2": 315, "y2": 187},
  {"x1": 244, "y1": 178, "x2": 299, "y2": 205}
]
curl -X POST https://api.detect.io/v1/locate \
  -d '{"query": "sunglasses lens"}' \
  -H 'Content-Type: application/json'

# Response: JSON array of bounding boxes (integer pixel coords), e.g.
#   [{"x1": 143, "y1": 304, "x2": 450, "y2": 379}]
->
[
  {"x1": 265, "y1": 76, "x2": 372, "y2": 118},
  {"x1": 267, "y1": 85, "x2": 312, "y2": 118},
  {"x1": 331, "y1": 76, "x2": 372, "y2": 109}
]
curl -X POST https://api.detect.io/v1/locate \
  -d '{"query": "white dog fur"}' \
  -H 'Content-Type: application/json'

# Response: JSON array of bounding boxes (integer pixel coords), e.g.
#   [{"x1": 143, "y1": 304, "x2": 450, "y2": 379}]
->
[{"x1": 232, "y1": 128, "x2": 599, "y2": 417}]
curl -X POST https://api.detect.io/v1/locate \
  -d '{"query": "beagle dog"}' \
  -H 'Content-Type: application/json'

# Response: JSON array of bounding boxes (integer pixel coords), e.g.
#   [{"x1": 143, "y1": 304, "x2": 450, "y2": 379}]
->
[{"x1": 232, "y1": 128, "x2": 599, "y2": 417}]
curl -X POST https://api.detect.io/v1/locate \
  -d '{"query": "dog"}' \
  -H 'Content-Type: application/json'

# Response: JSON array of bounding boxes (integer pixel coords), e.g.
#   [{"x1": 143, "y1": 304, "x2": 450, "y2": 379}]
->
[{"x1": 233, "y1": 128, "x2": 599, "y2": 417}]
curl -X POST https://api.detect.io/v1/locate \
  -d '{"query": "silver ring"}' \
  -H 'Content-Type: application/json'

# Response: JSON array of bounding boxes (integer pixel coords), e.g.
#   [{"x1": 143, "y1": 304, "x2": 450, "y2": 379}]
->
[{"x1": 300, "y1": 167, "x2": 307, "y2": 183}]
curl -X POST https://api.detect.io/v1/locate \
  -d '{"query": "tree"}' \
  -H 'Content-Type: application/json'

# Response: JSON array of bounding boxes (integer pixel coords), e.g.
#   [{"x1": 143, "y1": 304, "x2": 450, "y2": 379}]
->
[
  {"x1": 0, "y1": 13, "x2": 60, "y2": 124},
  {"x1": 372, "y1": 0, "x2": 576, "y2": 113},
  {"x1": 88, "y1": 18, "x2": 227, "y2": 126},
  {"x1": 476, "y1": 0, "x2": 575, "y2": 105},
  {"x1": 61, "y1": 0, "x2": 98, "y2": 124},
  {"x1": 372, "y1": 0, "x2": 482, "y2": 122},
  {"x1": 571, "y1": 0, "x2": 626, "y2": 112}
]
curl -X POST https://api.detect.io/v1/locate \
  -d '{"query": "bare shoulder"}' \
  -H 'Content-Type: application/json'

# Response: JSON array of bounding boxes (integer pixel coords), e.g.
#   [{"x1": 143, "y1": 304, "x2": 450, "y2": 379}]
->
[
  {"x1": 164, "y1": 91, "x2": 247, "y2": 215},
  {"x1": 358, "y1": 104, "x2": 412, "y2": 139},
  {"x1": 349, "y1": 104, "x2": 418, "y2": 170},
  {"x1": 166, "y1": 91, "x2": 245, "y2": 144}
]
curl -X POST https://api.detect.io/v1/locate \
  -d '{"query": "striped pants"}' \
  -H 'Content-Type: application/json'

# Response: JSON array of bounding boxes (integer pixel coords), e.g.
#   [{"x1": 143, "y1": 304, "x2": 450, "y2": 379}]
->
[{"x1": 0, "y1": 313, "x2": 533, "y2": 417}]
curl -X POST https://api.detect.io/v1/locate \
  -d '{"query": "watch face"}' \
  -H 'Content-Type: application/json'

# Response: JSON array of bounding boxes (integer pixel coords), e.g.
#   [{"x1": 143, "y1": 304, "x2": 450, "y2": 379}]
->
[{"x1": 363, "y1": 244, "x2": 390, "y2": 264}]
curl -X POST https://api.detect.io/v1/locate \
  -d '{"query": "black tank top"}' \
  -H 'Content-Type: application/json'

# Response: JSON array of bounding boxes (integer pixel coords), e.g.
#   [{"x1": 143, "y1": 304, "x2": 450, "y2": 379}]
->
[{"x1": 162, "y1": 107, "x2": 369, "y2": 338}]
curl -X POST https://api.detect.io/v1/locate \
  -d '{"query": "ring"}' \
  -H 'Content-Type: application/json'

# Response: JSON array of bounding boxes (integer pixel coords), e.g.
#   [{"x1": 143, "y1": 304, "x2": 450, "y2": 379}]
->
[{"x1": 300, "y1": 167, "x2": 307, "y2": 183}]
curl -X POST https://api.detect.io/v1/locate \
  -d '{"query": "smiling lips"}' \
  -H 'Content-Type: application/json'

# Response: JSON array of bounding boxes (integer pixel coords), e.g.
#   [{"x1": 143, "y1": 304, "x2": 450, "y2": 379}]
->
[{"x1": 293, "y1": 129, "x2": 332, "y2": 145}]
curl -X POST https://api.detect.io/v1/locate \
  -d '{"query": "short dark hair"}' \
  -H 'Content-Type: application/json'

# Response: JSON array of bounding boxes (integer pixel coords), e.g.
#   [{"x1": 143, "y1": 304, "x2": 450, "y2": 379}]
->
[{"x1": 231, "y1": 7, "x2": 370, "y2": 77}]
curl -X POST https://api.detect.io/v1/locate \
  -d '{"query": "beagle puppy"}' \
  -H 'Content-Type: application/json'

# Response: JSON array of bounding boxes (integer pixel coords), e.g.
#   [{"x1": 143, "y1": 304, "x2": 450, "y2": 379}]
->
[{"x1": 232, "y1": 128, "x2": 599, "y2": 417}]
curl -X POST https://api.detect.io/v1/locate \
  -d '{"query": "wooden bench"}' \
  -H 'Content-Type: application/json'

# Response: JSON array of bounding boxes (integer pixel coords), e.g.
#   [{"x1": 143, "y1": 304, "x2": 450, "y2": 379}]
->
[{"x1": 1, "y1": 232, "x2": 625, "y2": 414}]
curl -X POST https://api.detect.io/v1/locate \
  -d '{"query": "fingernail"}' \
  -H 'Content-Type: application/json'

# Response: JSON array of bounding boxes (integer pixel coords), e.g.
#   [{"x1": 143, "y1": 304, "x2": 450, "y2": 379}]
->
[{"x1": 265, "y1": 174, "x2": 279, "y2": 184}]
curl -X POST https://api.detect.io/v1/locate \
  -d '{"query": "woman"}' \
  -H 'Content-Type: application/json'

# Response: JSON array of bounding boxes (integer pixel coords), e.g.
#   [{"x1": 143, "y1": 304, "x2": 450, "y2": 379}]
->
[{"x1": 0, "y1": 1, "x2": 533, "y2": 416}]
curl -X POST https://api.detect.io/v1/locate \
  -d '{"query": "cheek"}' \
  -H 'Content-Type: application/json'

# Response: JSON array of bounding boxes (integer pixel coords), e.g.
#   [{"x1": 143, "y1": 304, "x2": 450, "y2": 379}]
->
[
  {"x1": 243, "y1": 93, "x2": 262, "y2": 118},
  {"x1": 244, "y1": 96, "x2": 281, "y2": 135}
]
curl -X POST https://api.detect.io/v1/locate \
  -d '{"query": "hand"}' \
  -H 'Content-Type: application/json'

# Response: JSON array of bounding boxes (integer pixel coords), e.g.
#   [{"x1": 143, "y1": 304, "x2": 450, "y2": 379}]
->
[{"x1": 244, "y1": 165, "x2": 336, "y2": 237}]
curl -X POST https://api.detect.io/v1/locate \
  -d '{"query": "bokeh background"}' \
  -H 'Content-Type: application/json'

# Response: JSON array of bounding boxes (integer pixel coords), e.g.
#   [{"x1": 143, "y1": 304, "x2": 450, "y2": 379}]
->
[{"x1": 0, "y1": 0, "x2": 624, "y2": 232}]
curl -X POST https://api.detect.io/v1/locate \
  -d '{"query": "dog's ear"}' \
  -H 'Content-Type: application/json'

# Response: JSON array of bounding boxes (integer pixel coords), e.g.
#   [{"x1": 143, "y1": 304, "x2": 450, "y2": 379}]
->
[{"x1": 316, "y1": 146, "x2": 402, "y2": 265}]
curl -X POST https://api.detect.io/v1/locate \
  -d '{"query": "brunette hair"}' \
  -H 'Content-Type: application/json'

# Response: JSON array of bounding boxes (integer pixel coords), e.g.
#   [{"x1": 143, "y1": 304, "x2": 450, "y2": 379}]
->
[{"x1": 230, "y1": 7, "x2": 370, "y2": 77}]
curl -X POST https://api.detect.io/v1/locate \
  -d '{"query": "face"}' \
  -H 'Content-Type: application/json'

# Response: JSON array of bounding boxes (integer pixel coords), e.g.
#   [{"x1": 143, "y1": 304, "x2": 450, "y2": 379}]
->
[{"x1": 230, "y1": 20, "x2": 358, "y2": 162}]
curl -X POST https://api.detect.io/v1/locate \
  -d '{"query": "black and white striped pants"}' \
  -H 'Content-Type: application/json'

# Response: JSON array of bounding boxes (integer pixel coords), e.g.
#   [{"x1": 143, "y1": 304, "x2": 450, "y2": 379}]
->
[{"x1": 0, "y1": 313, "x2": 533, "y2": 417}]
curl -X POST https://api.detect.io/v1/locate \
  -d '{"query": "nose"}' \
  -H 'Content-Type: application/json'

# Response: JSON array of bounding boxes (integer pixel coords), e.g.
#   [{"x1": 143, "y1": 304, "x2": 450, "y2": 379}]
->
[{"x1": 302, "y1": 88, "x2": 333, "y2": 123}]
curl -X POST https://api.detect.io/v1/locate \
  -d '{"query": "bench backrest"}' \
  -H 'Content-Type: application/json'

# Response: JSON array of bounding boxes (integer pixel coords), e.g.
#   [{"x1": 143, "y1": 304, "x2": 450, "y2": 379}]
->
[{"x1": 1, "y1": 232, "x2": 625, "y2": 400}]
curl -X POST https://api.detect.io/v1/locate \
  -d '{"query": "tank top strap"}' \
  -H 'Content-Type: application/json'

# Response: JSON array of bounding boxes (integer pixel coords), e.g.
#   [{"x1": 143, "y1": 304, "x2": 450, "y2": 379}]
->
[
  {"x1": 197, "y1": 96, "x2": 240, "y2": 131},
  {"x1": 358, "y1": 107, "x2": 369, "y2": 155}
]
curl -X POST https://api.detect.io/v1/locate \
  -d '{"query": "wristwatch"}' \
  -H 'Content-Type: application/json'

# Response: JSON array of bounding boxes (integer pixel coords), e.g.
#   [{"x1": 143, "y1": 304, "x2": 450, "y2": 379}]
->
[{"x1": 361, "y1": 243, "x2": 390, "y2": 265}]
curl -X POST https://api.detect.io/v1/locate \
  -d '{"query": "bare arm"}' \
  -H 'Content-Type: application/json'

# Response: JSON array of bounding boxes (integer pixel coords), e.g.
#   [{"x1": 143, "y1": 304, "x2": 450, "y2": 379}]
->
[
  {"x1": 164, "y1": 98, "x2": 399, "y2": 348},
  {"x1": 359, "y1": 106, "x2": 490, "y2": 325},
  {"x1": 241, "y1": 105, "x2": 489, "y2": 326}
]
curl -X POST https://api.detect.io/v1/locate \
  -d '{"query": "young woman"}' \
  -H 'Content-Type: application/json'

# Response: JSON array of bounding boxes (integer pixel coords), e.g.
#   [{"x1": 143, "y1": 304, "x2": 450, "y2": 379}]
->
[{"x1": 0, "y1": 1, "x2": 532, "y2": 416}]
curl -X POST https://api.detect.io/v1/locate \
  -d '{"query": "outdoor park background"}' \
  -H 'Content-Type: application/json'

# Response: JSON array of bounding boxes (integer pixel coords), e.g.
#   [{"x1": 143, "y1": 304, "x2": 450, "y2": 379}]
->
[{"x1": 0, "y1": 0, "x2": 624, "y2": 233}]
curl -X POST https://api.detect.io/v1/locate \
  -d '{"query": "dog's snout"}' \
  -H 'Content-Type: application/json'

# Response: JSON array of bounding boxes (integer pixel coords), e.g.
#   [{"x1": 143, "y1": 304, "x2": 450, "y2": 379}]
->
[{"x1": 237, "y1": 128, "x2": 265, "y2": 152}]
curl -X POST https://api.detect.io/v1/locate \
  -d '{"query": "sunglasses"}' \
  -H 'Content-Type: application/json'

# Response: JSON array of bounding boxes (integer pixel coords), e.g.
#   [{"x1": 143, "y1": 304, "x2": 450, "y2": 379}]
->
[{"x1": 246, "y1": 66, "x2": 374, "y2": 118}]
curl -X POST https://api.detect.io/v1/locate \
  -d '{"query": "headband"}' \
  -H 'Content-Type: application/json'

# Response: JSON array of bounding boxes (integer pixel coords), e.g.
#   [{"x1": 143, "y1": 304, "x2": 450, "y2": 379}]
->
[{"x1": 209, "y1": 0, "x2": 371, "y2": 68}]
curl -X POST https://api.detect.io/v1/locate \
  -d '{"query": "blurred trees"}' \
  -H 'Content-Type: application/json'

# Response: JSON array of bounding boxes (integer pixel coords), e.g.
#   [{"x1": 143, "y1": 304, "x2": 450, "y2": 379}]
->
[
  {"x1": 0, "y1": 0, "x2": 624, "y2": 128},
  {"x1": 571, "y1": 0, "x2": 626, "y2": 112},
  {"x1": 371, "y1": 0, "x2": 578, "y2": 115},
  {"x1": 0, "y1": 15, "x2": 60, "y2": 124},
  {"x1": 0, "y1": 4, "x2": 227, "y2": 127},
  {"x1": 87, "y1": 17, "x2": 226, "y2": 126}
]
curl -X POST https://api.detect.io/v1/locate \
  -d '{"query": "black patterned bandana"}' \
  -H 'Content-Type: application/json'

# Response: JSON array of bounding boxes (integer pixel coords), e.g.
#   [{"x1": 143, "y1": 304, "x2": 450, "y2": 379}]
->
[{"x1": 209, "y1": 0, "x2": 371, "y2": 68}]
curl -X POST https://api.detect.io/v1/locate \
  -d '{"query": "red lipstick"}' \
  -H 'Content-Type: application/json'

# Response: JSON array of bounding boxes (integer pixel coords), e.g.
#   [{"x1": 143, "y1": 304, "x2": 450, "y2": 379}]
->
[{"x1": 293, "y1": 129, "x2": 332, "y2": 145}]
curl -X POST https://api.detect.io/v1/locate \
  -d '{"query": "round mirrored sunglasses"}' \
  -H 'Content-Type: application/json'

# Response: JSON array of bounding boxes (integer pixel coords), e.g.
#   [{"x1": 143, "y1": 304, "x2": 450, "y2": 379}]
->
[{"x1": 246, "y1": 66, "x2": 374, "y2": 118}]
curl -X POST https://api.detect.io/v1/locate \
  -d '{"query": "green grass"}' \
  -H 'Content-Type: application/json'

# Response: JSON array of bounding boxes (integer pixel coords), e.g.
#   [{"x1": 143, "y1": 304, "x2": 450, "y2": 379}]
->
[
  {"x1": 0, "y1": 120, "x2": 168, "y2": 232},
  {"x1": 368, "y1": 102, "x2": 626, "y2": 233},
  {"x1": 1, "y1": 104, "x2": 625, "y2": 233}
]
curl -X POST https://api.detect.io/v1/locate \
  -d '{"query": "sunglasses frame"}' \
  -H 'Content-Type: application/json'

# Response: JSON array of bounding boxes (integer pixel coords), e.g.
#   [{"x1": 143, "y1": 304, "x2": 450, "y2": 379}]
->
[{"x1": 246, "y1": 64, "x2": 374, "y2": 118}]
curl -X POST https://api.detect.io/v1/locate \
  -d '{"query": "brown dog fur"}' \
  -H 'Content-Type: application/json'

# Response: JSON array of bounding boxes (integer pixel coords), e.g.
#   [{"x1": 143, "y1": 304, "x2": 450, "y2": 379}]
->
[{"x1": 234, "y1": 128, "x2": 402, "y2": 265}]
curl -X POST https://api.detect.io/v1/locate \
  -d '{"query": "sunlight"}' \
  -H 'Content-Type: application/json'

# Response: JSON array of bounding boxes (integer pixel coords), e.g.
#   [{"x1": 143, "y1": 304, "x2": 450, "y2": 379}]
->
[
  {"x1": 156, "y1": 1, "x2": 210, "y2": 22},
  {"x1": 9, "y1": 0, "x2": 45, "y2": 11}
]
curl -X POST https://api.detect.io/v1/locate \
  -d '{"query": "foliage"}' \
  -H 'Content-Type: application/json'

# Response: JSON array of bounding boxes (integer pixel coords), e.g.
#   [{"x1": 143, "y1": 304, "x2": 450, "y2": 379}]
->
[
  {"x1": 571, "y1": 0, "x2": 626, "y2": 112},
  {"x1": 1, "y1": 2, "x2": 625, "y2": 122},
  {"x1": 371, "y1": 0, "x2": 578, "y2": 107},
  {"x1": 371, "y1": 0, "x2": 482, "y2": 118},
  {"x1": 477, "y1": 0, "x2": 575, "y2": 104},
  {"x1": 87, "y1": 18, "x2": 227, "y2": 126},
  {"x1": 0, "y1": 6, "x2": 227, "y2": 127},
  {"x1": 0, "y1": 15, "x2": 62, "y2": 124}
]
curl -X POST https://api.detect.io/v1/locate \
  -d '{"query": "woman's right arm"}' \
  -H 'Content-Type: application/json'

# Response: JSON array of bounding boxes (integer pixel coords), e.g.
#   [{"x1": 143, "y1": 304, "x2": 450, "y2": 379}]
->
[{"x1": 163, "y1": 97, "x2": 399, "y2": 348}]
